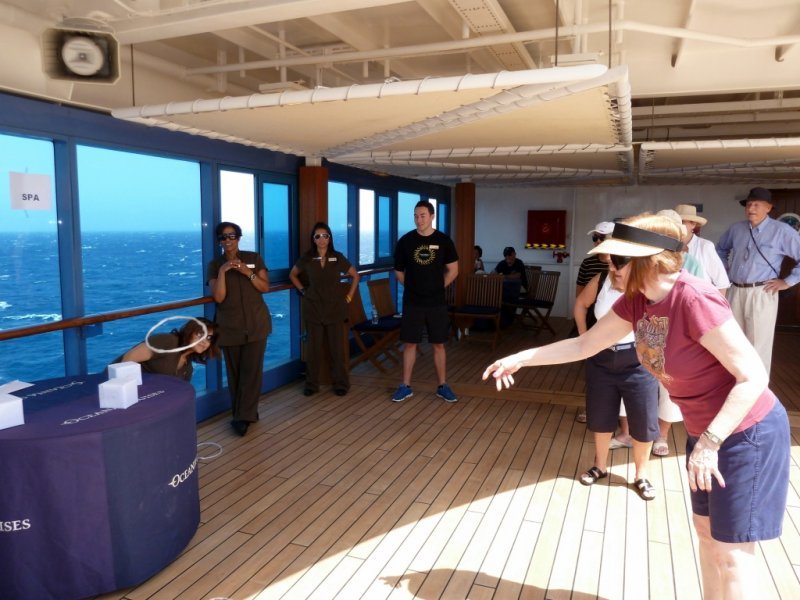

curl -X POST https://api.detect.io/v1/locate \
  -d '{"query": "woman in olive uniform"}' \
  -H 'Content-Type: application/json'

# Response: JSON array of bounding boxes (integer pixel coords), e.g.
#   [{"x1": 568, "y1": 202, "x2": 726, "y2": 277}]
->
[
  {"x1": 113, "y1": 317, "x2": 219, "y2": 381},
  {"x1": 207, "y1": 222, "x2": 271, "y2": 436},
  {"x1": 289, "y1": 222, "x2": 359, "y2": 396}
]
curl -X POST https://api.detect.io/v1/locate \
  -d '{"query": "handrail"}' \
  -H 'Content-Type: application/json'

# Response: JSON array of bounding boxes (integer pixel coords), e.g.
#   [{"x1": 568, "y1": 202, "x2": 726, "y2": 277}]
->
[
  {"x1": 0, "y1": 267, "x2": 395, "y2": 343},
  {"x1": 0, "y1": 282, "x2": 291, "y2": 343}
]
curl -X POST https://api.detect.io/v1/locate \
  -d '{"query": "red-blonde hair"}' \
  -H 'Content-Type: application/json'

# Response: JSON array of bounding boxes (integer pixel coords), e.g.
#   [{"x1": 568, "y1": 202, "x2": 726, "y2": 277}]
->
[{"x1": 622, "y1": 213, "x2": 684, "y2": 299}]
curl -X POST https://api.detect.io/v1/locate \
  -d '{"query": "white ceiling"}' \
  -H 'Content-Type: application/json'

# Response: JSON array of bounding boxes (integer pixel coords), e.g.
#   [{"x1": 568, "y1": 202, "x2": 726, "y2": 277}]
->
[{"x1": 2, "y1": 0, "x2": 800, "y2": 187}]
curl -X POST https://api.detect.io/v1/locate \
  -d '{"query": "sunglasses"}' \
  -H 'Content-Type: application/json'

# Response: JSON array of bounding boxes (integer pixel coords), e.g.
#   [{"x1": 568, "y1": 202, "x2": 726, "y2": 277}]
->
[
  {"x1": 217, "y1": 233, "x2": 240, "y2": 241},
  {"x1": 592, "y1": 234, "x2": 606, "y2": 243},
  {"x1": 609, "y1": 254, "x2": 633, "y2": 269},
  {"x1": 313, "y1": 233, "x2": 331, "y2": 240}
]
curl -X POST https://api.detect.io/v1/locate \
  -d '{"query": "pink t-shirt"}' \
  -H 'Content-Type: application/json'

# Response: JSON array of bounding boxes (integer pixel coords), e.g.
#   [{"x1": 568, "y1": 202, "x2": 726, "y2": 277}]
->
[{"x1": 612, "y1": 272, "x2": 775, "y2": 436}]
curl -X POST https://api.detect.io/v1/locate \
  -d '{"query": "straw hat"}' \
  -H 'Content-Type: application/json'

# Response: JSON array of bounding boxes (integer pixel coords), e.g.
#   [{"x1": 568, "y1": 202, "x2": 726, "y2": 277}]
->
[{"x1": 674, "y1": 204, "x2": 707, "y2": 226}]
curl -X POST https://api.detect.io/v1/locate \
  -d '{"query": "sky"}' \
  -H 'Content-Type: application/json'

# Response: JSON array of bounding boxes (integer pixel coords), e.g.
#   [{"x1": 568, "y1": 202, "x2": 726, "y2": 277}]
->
[{"x1": 1, "y1": 133, "x2": 214, "y2": 233}]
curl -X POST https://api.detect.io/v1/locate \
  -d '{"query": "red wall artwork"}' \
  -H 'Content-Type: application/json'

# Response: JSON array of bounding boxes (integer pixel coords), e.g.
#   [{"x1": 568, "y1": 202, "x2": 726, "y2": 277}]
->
[{"x1": 526, "y1": 210, "x2": 567, "y2": 249}]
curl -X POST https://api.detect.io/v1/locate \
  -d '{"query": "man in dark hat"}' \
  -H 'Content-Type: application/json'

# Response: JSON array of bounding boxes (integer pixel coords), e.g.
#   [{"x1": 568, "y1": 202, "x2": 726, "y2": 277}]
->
[{"x1": 717, "y1": 187, "x2": 800, "y2": 373}]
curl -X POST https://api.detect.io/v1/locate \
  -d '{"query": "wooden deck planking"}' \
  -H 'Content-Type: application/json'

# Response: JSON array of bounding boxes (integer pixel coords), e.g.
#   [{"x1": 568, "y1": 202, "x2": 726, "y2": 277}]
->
[{"x1": 97, "y1": 320, "x2": 800, "y2": 600}]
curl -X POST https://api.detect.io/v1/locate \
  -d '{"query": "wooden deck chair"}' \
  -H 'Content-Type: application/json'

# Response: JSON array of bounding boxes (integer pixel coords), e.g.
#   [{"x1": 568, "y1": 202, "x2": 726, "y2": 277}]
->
[
  {"x1": 452, "y1": 273, "x2": 504, "y2": 350},
  {"x1": 510, "y1": 270, "x2": 560, "y2": 334},
  {"x1": 342, "y1": 282, "x2": 401, "y2": 373},
  {"x1": 504, "y1": 265, "x2": 542, "y2": 327},
  {"x1": 367, "y1": 278, "x2": 398, "y2": 317},
  {"x1": 444, "y1": 282, "x2": 458, "y2": 340}
]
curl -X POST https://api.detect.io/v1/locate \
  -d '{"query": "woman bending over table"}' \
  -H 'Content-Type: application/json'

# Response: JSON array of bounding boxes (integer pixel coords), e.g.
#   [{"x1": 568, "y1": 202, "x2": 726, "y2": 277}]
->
[{"x1": 113, "y1": 316, "x2": 219, "y2": 381}]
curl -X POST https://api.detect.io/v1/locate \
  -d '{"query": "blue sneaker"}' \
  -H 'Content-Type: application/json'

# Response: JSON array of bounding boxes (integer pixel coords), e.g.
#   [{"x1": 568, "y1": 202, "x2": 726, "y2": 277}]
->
[
  {"x1": 436, "y1": 383, "x2": 458, "y2": 403},
  {"x1": 391, "y1": 384, "x2": 413, "y2": 402}
]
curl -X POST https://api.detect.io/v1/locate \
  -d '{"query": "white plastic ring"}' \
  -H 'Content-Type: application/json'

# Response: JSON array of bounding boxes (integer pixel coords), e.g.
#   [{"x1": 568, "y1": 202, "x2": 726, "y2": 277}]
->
[{"x1": 144, "y1": 315, "x2": 208, "y2": 354}]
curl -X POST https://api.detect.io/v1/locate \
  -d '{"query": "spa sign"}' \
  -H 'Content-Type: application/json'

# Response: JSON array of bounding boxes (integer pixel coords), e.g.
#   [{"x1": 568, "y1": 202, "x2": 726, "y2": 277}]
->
[{"x1": 9, "y1": 172, "x2": 52, "y2": 211}]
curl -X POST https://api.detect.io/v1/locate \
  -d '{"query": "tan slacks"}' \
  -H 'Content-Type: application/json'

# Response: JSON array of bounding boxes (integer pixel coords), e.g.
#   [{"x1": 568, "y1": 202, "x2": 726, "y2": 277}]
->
[{"x1": 727, "y1": 285, "x2": 779, "y2": 374}]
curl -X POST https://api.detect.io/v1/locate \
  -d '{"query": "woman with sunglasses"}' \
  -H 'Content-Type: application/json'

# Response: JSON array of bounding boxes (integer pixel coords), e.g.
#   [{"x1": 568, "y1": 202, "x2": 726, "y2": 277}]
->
[
  {"x1": 484, "y1": 213, "x2": 789, "y2": 599},
  {"x1": 208, "y1": 221, "x2": 272, "y2": 436},
  {"x1": 112, "y1": 317, "x2": 220, "y2": 381},
  {"x1": 289, "y1": 222, "x2": 359, "y2": 396},
  {"x1": 573, "y1": 252, "x2": 659, "y2": 500}
]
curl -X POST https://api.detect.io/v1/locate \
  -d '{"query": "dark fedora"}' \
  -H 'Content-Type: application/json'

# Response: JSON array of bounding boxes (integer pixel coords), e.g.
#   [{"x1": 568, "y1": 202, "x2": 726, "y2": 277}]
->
[{"x1": 739, "y1": 186, "x2": 772, "y2": 206}]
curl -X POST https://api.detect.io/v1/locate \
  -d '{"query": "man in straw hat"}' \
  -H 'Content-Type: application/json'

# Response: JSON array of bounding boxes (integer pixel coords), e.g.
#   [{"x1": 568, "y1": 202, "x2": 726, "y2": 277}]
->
[
  {"x1": 674, "y1": 204, "x2": 730, "y2": 295},
  {"x1": 717, "y1": 187, "x2": 800, "y2": 373}
]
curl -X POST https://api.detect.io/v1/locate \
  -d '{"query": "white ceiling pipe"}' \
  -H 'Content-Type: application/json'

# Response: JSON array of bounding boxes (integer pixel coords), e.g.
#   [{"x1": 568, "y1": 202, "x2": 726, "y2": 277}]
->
[
  {"x1": 326, "y1": 65, "x2": 631, "y2": 157},
  {"x1": 337, "y1": 144, "x2": 631, "y2": 161},
  {"x1": 112, "y1": 64, "x2": 607, "y2": 119},
  {"x1": 646, "y1": 162, "x2": 800, "y2": 173},
  {"x1": 640, "y1": 138, "x2": 800, "y2": 151},
  {"x1": 182, "y1": 20, "x2": 800, "y2": 76},
  {"x1": 343, "y1": 159, "x2": 625, "y2": 175},
  {"x1": 632, "y1": 98, "x2": 800, "y2": 117}
]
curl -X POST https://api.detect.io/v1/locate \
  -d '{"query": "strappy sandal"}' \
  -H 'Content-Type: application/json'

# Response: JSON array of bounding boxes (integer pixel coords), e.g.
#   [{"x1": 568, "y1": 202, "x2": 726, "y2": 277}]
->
[
  {"x1": 579, "y1": 466, "x2": 608, "y2": 486},
  {"x1": 576, "y1": 410, "x2": 587, "y2": 423},
  {"x1": 652, "y1": 439, "x2": 669, "y2": 456},
  {"x1": 634, "y1": 478, "x2": 656, "y2": 501}
]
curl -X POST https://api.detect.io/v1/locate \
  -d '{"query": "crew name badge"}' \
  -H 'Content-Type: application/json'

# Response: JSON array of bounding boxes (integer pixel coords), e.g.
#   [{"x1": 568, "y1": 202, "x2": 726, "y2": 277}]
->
[
  {"x1": 328, "y1": 257, "x2": 337, "y2": 262},
  {"x1": 246, "y1": 263, "x2": 255, "y2": 269},
  {"x1": 9, "y1": 172, "x2": 53, "y2": 211},
  {"x1": 429, "y1": 245, "x2": 439, "y2": 250}
]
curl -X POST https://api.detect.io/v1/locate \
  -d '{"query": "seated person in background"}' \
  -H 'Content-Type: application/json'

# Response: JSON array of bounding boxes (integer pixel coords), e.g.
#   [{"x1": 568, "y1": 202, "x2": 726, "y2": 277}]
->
[
  {"x1": 473, "y1": 245, "x2": 485, "y2": 273},
  {"x1": 495, "y1": 246, "x2": 527, "y2": 327},
  {"x1": 112, "y1": 317, "x2": 219, "y2": 381},
  {"x1": 494, "y1": 246, "x2": 527, "y2": 289}
]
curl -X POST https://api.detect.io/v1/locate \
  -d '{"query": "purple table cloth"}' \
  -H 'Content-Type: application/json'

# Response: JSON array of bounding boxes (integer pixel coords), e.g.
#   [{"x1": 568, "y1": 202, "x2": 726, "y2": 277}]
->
[{"x1": 0, "y1": 373, "x2": 199, "y2": 599}]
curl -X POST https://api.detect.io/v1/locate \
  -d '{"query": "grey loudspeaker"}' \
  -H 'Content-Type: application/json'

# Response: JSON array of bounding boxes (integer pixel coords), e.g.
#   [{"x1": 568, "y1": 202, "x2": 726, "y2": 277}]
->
[{"x1": 42, "y1": 25, "x2": 120, "y2": 84}]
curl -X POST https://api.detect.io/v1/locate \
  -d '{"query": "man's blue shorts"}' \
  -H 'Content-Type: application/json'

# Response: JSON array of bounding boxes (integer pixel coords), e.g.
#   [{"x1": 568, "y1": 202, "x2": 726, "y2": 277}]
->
[{"x1": 687, "y1": 400, "x2": 789, "y2": 543}]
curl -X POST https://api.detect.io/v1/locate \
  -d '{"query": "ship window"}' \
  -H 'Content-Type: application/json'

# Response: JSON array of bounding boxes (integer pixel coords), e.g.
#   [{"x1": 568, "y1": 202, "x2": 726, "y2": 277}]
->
[
  {"x1": 328, "y1": 181, "x2": 349, "y2": 256},
  {"x1": 262, "y1": 182, "x2": 290, "y2": 271},
  {"x1": 220, "y1": 170, "x2": 256, "y2": 251},
  {"x1": 0, "y1": 133, "x2": 64, "y2": 382},
  {"x1": 77, "y1": 145, "x2": 203, "y2": 373},
  {"x1": 358, "y1": 188, "x2": 376, "y2": 265},
  {"x1": 377, "y1": 194, "x2": 392, "y2": 259}
]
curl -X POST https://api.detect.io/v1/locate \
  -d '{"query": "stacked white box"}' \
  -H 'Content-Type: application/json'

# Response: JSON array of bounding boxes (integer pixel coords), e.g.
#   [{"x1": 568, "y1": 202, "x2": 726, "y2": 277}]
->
[
  {"x1": 107, "y1": 361, "x2": 143, "y2": 385},
  {"x1": 0, "y1": 394, "x2": 25, "y2": 430},
  {"x1": 98, "y1": 378, "x2": 139, "y2": 409}
]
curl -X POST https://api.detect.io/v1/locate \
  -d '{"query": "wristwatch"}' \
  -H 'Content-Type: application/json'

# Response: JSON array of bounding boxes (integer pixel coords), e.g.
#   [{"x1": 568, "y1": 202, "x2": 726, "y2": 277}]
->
[
  {"x1": 702, "y1": 429, "x2": 723, "y2": 446},
  {"x1": 249, "y1": 273, "x2": 256, "y2": 281}
]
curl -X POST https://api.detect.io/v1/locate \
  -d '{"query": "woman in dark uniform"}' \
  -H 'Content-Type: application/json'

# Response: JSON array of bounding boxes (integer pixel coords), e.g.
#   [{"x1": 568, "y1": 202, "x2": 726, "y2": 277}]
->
[
  {"x1": 113, "y1": 317, "x2": 219, "y2": 381},
  {"x1": 289, "y1": 222, "x2": 359, "y2": 396},
  {"x1": 207, "y1": 222, "x2": 271, "y2": 436}
]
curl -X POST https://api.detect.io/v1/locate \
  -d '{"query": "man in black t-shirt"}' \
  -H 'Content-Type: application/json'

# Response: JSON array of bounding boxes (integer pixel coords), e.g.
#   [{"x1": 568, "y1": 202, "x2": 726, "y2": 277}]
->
[{"x1": 392, "y1": 200, "x2": 459, "y2": 403}]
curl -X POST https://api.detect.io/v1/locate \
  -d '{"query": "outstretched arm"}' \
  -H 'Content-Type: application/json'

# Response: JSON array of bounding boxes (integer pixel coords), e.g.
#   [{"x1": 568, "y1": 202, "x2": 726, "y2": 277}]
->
[
  {"x1": 482, "y1": 309, "x2": 631, "y2": 390},
  {"x1": 121, "y1": 342, "x2": 154, "y2": 364}
]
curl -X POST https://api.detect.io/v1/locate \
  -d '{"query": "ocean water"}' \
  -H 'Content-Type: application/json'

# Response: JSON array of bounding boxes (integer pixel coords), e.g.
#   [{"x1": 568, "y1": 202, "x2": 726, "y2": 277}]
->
[{"x1": 0, "y1": 232, "x2": 291, "y2": 386}]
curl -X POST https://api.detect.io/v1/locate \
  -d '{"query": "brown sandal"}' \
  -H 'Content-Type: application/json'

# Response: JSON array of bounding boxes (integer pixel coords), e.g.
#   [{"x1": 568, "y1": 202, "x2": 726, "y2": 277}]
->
[
  {"x1": 579, "y1": 466, "x2": 608, "y2": 486},
  {"x1": 634, "y1": 478, "x2": 656, "y2": 501}
]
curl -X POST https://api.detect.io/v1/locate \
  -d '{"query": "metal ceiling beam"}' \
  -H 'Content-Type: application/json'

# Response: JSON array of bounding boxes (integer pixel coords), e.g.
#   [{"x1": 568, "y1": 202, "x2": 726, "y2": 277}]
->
[
  {"x1": 671, "y1": 0, "x2": 696, "y2": 68},
  {"x1": 110, "y1": 0, "x2": 411, "y2": 45},
  {"x1": 183, "y1": 20, "x2": 800, "y2": 76}
]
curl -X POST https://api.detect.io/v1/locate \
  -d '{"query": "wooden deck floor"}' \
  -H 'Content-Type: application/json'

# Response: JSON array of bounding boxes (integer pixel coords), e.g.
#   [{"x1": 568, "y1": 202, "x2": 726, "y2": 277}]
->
[{"x1": 100, "y1": 321, "x2": 800, "y2": 599}]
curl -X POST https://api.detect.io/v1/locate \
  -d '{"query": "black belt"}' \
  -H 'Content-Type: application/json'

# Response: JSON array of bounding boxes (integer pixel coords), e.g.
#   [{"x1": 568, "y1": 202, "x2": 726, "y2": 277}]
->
[
  {"x1": 731, "y1": 281, "x2": 767, "y2": 288},
  {"x1": 608, "y1": 342, "x2": 634, "y2": 352}
]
